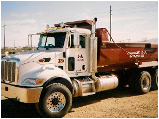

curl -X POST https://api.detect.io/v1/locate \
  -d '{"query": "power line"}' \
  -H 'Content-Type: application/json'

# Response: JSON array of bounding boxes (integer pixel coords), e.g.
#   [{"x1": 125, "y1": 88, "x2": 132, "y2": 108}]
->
[
  {"x1": 51, "y1": 5, "x2": 157, "y2": 25},
  {"x1": 113, "y1": 9, "x2": 157, "y2": 15},
  {"x1": 113, "y1": 3, "x2": 157, "y2": 11}
]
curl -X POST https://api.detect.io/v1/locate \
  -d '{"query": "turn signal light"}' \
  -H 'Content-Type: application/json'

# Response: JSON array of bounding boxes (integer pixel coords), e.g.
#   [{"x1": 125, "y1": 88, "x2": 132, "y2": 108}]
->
[
  {"x1": 36, "y1": 79, "x2": 44, "y2": 84},
  {"x1": 39, "y1": 58, "x2": 51, "y2": 62},
  {"x1": 39, "y1": 59, "x2": 45, "y2": 62}
]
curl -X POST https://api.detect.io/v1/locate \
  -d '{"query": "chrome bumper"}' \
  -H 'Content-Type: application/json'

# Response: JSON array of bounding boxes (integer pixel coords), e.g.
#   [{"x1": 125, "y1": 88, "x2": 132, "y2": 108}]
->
[{"x1": 1, "y1": 83, "x2": 43, "y2": 103}]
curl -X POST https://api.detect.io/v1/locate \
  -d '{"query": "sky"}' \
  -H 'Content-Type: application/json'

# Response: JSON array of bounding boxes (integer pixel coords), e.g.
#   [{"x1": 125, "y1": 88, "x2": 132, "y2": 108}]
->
[{"x1": 1, "y1": 1, "x2": 158, "y2": 48}]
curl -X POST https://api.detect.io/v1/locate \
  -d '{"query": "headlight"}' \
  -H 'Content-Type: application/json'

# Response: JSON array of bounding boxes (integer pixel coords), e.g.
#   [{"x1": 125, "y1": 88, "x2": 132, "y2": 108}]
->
[{"x1": 21, "y1": 78, "x2": 45, "y2": 85}]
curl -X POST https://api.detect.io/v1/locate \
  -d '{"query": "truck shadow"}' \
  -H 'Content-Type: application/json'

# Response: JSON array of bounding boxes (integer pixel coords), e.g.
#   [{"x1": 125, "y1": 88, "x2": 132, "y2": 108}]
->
[
  {"x1": 1, "y1": 99, "x2": 41, "y2": 118},
  {"x1": 71, "y1": 87, "x2": 139, "y2": 109},
  {"x1": 1, "y1": 87, "x2": 151, "y2": 118}
]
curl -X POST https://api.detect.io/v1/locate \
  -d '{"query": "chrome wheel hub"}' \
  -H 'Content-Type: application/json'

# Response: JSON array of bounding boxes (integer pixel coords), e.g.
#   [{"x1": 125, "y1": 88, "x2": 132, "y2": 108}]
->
[
  {"x1": 142, "y1": 76, "x2": 150, "y2": 90},
  {"x1": 46, "y1": 92, "x2": 66, "y2": 112}
]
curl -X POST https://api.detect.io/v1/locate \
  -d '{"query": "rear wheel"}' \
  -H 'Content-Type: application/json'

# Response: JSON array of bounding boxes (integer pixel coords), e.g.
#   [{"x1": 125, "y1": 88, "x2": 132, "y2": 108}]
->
[
  {"x1": 151, "y1": 69, "x2": 158, "y2": 90},
  {"x1": 36, "y1": 83, "x2": 72, "y2": 118},
  {"x1": 135, "y1": 71, "x2": 151, "y2": 94}
]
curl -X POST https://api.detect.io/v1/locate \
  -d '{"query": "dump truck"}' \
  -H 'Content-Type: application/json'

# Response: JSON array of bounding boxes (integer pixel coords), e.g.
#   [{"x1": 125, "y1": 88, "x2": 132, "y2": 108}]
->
[{"x1": 1, "y1": 18, "x2": 158, "y2": 117}]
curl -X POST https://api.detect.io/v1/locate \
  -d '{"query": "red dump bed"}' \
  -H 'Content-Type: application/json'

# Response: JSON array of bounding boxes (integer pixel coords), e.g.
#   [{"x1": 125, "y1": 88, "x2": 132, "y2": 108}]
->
[{"x1": 96, "y1": 28, "x2": 158, "y2": 72}]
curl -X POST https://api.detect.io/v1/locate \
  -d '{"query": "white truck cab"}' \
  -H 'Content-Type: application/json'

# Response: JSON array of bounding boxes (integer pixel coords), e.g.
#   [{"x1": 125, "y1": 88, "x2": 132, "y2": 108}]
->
[{"x1": 1, "y1": 18, "x2": 98, "y2": 117}]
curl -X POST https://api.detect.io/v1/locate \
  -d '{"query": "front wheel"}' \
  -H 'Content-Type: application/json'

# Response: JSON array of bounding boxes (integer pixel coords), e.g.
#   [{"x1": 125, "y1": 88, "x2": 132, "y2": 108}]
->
[{"x1": 36, "y1": 83, "x2": 72, "y2": 118}]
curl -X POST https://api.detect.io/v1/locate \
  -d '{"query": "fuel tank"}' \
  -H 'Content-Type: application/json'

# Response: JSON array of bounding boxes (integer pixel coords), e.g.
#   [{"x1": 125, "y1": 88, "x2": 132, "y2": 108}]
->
[{"x1": 96, "y1": 28, "x2": 158, "y2": 72}]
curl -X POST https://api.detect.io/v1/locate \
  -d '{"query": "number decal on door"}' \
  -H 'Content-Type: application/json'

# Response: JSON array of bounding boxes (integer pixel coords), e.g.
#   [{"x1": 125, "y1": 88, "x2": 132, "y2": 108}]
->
[{"x1": 58, "y1": 59, "x2": 64, "y2": 63}]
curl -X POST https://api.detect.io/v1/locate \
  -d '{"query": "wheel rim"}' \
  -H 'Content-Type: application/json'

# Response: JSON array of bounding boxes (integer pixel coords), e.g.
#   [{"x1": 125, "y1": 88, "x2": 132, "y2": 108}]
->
[
  {"x1": 142, "y1": 76, "x2": 150, "y2": 90},
  {"x1": 46, "y1": 92, "x2": 66, "y2": 112}
]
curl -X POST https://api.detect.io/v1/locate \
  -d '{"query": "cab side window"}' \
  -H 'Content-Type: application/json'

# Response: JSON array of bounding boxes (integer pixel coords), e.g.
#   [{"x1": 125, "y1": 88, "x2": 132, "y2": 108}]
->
[
  {"x1": 68, "y1": 35, "x2": 75, "y2": 48},
  {"x1": 80, "y1": 35, "x2": 85, "y2": 48}
]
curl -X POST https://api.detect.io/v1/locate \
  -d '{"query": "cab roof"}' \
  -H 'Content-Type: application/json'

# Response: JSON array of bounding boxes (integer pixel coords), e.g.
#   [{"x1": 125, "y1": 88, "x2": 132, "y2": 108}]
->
[{"x1": 38, "y1": 28, "x2": 91, "y2": 35}]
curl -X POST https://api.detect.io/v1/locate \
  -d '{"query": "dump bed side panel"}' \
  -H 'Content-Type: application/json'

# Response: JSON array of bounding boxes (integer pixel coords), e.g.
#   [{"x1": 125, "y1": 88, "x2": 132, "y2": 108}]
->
[{"x1": 96, "y1": 29, "x2": 158, "y2": 72}]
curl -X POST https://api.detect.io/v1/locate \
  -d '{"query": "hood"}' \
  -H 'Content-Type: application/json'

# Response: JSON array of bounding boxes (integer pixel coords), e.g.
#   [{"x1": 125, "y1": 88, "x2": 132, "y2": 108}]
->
[{"x1": 6, "y1": 50, "x2": 62, "y2": 65}]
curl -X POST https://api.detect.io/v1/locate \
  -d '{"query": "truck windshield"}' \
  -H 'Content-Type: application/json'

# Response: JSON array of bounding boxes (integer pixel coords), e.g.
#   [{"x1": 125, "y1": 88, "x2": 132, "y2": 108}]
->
[{"x1": 38, "y1": 32, "x2": 66, "y2": 48}]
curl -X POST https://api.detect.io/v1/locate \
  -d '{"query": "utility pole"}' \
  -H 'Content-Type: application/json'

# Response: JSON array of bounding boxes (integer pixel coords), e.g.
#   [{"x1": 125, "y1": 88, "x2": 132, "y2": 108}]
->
[
  {"x1": 28, "y1": 35, "x2": 30, "y2": 48},
  {"x1": 3, "y1": 23, "x2": 6, "y2": 54},
  {"x1": 14, "y1": 40, "x2": 15, "y2": 48},
  {"x1": 110, "y1": 5, "x2": 112, "y2": 41},
  {"x1": 30, "y1": 35, "x2": 32, "y2": 48}
]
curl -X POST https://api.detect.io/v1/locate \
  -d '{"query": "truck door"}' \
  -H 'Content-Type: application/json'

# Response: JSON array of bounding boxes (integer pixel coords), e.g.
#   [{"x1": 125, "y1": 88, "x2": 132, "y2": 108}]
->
[{"x1": 66, "y1": 33, "x2": 88, "y2": 76}]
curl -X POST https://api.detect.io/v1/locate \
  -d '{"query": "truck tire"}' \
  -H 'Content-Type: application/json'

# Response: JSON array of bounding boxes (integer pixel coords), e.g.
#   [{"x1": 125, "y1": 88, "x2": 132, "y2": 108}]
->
[
  {"x1": 135, "y1": 71, "x2": 151, "y2": 94},
  {"x1": 151, "y1": 69, "x2": 158, "y2": 90},
  {"x1": 36, "y1": 83, "x2": 72, "y2": 118}
]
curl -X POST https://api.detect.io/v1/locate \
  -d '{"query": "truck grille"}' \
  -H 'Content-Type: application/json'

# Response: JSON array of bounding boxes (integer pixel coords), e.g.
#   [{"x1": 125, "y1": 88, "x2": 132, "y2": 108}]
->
[{"x1": 1, "y1": 58, "x2": 19, "y2": 83}]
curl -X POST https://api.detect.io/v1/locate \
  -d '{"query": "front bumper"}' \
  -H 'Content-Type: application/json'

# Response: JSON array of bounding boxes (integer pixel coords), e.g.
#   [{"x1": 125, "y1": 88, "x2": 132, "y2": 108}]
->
[{"x1": 1, "y1": 83, "x2": 43, "y2": 103}]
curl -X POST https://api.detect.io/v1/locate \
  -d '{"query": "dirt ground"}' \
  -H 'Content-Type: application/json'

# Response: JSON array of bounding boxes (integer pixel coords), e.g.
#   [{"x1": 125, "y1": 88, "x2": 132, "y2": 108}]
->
[{"x1": 1, "y1": 87, "x2": 158, "y2": 118}]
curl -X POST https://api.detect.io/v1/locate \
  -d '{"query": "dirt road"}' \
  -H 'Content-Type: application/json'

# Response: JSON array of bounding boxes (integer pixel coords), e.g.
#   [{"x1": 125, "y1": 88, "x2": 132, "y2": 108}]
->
[{"x1": 1, "y1": 87, "x2": 158, "y2": 118}]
